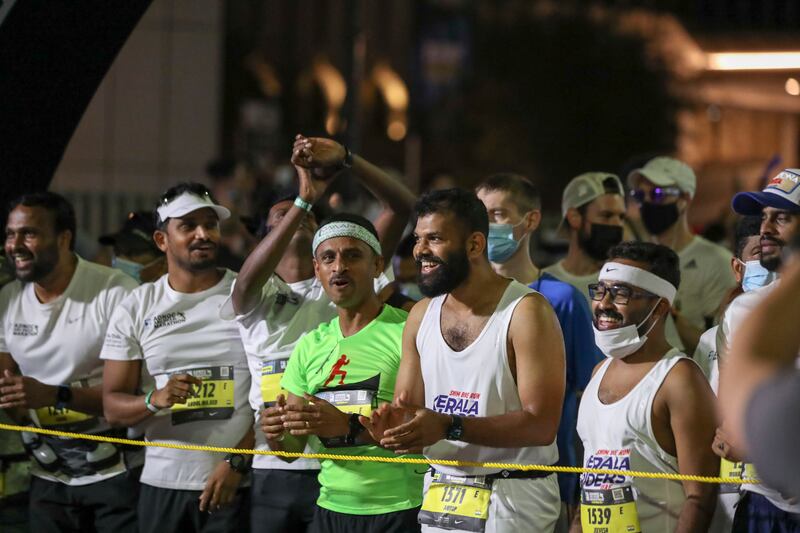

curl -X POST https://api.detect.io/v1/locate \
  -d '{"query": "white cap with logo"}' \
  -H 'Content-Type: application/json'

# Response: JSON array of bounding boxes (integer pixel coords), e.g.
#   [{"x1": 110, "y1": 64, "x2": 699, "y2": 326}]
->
[
  {"x1": 561, "y1": 172, "x2": 625, "y2": 218},
  {"x1": 627, "y1": 156, "x2": 696, "y2": 199},
  {"x1": 732, "y1": 168, "x2": 800, "y2": 215}
]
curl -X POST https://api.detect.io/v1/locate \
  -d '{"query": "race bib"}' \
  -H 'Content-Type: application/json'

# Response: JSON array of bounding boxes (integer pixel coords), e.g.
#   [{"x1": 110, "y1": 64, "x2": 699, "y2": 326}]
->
[
  {"x1": 171, "y1": 366, "x2": 235, "y2": 425},
  {"x1": 419, "y1": 471, "x2": 492, "y2": 532},
  {"x1": 34, "y1": 406, "x2": 97, "y2": 431},
  {"x1": 314, "y1": 389, "x2": 376, "y2": 447},
  {"x1": 260, "y1": 358, "x2": 289, "y2": 407},
  {"x1": 720, "y1": 459, "x2": 745, "y2": 494},
  {"x1": 581, "y1": 486, "x2": 641, "y2": 533},
  {"x1": 315, "y1": 388, "x2": 376, "y2": 416}
]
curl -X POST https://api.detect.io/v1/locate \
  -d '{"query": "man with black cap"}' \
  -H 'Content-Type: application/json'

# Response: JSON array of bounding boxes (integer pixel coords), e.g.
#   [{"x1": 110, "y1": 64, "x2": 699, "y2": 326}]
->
[
  {"x1": 99, "y1": 211, "x2": 165, "y2": 284},
  {"x1": 628, "y1": 157, "x2": 736, "y2": 353},
  {"x1": 222, "y1": 134, "x2": 415, "y2": 532},
  {"x1": 715, "y1": 168, "x2": 800, "y2": 530},
  {"x1": 101, "y1": 183, "x2": 254, "y2": 533}
]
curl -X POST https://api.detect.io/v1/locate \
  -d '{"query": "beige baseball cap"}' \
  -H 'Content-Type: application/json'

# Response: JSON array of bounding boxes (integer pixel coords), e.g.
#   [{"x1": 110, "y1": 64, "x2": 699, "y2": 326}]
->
[
  {"x1": 561, "y1": 172, "x2": 624, "y2": 218},
  {"x1": 627, "y1": 156, "x2": 696, "y2": 198}
]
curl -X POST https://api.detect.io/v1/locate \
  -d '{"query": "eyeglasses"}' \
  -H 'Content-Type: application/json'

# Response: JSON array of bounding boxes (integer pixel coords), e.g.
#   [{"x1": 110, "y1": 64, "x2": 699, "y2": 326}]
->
[
  {"x1": 629, "y1": 186, "x2": 681, "y2": 205},
  {"x1": 159, "y1": 185, "x2": 213, "y2": 206},
  {"x1": 588, "y1": 282, "x2": 657, "y2": 305}
]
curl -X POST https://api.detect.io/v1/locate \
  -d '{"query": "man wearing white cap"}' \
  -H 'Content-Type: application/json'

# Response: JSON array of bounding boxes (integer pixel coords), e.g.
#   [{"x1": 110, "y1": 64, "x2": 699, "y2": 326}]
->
[
  {"x1": 572, "y1": 241, "x2": 718, "y2": 533},
  {"x1": 543, "y1": 172, "x2": 626, "y2": 305},
  {"x1": 101, "y1": 182, "x2": 253, "y2": 533},
  {"x1": 714, "y1": 169, "x2": 800, "y2": 530},
  {"x1": 222, "y1": 135, "x2": 415, "y2": 532},
  {"x1": 628, "y1": 157, "x2": 735, "y2": 353}
]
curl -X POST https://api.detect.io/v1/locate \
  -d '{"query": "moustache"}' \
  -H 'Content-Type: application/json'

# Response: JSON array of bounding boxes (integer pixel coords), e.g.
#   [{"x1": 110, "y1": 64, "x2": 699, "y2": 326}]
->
[
  {"x1": 761, "y1": 235, "x2": 785, "y2": 246},
  {"x1": 189, "y1": 241, "x2": 217, "y2": 252},
  {"x1": 329, "y1": 274, "x2": 352, "y2": 284},
  {"x1": 594, "y1": 309, "x2": 624, "y2": 322}
]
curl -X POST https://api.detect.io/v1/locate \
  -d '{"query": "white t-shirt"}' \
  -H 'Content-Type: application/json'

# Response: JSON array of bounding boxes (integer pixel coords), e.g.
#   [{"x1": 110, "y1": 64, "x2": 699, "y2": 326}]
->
[
  {"x1": 675, "y1": 236, "x2": 736, "y2": 331},
  {"x1": 101, "y1": 269, "x2": 252, "y2": 491},
  {"x1": 716, "y1": 280, "x2": 800, "y2": 513},
  {"x1": 0, "y1": 256, "x2": 137, "y2": 486},
  {"x1": 544, "y1": 259, "x2": 685, "y2": 350},
  {"x1": 221, "y1": 271, "x2": 392, "y2": 471}
]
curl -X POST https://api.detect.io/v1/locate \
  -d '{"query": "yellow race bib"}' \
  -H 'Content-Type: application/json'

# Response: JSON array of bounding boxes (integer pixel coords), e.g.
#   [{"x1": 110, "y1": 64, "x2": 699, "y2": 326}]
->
[
  {"x1": 419, "y1": 471, "x2": 492, "y2": 532},
  {"x1": 581, "y1": 486, "x2": 641, "y2": 533},
  {"x1": 260, "y1": 358, "x2": 289, "y2": 406},
  {"x1": 170, "y1": 366, "x2": 235, "y2": 425},
  {"x1": 720, "y1": 459, "x2": 745, "y2": 494}
]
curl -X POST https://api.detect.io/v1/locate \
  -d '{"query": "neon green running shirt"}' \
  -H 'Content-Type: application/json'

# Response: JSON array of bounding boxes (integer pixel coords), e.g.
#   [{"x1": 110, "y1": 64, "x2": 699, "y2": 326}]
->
[{"x1": 281, "y1": 304, "x2": 424, "y2": 515}]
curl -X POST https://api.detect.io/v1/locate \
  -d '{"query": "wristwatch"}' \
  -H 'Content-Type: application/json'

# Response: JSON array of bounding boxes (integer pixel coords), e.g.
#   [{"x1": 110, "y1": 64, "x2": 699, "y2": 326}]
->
[
  {"x1": 445, "y1": 415, "x2": 464, "y2": 441},
  {"x1": 55, "y1": 385, "x2": 72, "y2": 410},
  {"x1": 339, "y1": 145, "x2": 353, "y2": 169},
  {"x1": 224, "y1": 453, "x2": 249, "y2": 474},
  {"x1": 345, "y1": 413, "x2": 364, "y2": 446}
]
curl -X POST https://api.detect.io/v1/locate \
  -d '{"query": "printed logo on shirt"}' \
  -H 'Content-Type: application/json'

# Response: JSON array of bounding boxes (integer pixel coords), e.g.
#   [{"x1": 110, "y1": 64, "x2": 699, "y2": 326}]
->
[
  {"x1": 12, "y1": 323, "x2": 38, "y2": 336},
  {"x1": 323, "y1": 354, "x2": 350, "y2": 387},
  {"x1": 275, "y1": 292, "x2": 300, "y2": 306},
  {"x1": 145, "y1": 312, "x2": 186, "y2": 330},
  {"x1": 432, "y1": 390, "x2": 480, "y2": 416},
  {"x1": 581, "y1": 449, "x2": 631, "y2": 488}
]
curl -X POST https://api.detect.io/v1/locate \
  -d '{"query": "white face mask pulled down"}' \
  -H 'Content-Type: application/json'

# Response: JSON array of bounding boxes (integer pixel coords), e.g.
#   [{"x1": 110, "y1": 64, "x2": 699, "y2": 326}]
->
[{"x1": 592, "y1": 298, "x2": 662, "y2": 360}]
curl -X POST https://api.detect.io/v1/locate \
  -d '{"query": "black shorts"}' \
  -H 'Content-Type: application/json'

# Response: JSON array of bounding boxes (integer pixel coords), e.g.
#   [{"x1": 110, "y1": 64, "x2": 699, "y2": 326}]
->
[
  {"x1": 309, "y1": 505, "x2": 421, "y2": 533},
  {"x1": 250, "y1": 468, "x2": 320, "y2": 533},
  {"x1": 137, "y1": 483, "x2": 248, "y2": 533},
  {"x1": 29, "y1": 467, "x2": 140, "y2": 533}
]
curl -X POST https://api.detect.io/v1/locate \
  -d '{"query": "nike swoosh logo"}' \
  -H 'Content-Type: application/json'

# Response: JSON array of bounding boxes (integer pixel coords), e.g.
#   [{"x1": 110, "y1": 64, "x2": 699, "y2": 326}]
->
[{"x1": 606, "y1": 268, "x2": 617, "y2": 272}]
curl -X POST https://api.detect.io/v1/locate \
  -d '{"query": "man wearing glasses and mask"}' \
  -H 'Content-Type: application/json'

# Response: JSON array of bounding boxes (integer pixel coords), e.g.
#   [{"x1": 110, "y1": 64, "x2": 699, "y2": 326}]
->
[
  {"x1": 628, "y1": 157, "x2": 735, "y2": 354},
  {"x1": 571, "y1": 241, "x2": 718, "y2": 533}
]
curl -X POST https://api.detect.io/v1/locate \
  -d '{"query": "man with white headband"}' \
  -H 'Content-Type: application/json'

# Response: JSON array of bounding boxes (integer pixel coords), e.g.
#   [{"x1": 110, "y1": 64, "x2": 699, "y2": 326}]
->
[
  {"x1": 571, "y1": 241, "x2": 718, "y2": 533},
  {"x1": 101, "y1": 182, "x2": 253, "y2": 533},
  {"x1": 261, "y1": 213, "x2": 424, "y2": 532},
  {"x1": 222, "y1": 135, "x2": 415, "y2": 532}
]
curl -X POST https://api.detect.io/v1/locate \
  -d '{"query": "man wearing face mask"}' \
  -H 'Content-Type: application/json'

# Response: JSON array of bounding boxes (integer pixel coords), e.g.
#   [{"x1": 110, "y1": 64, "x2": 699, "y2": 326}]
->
[
  {"x1": 543, "y1": 172, "x2": 626, "y2": 306},
  {"x1": 571, "y1": 241, "x2": 718, "y2": 533},
  {"x1": 690, "y1": 216, "x2": 760, "y2": 533},
  {"x1": 475, "y1": 173, "x2": 600, "y2": 517},
  {"x1": 628, "y1": 157, "x2": 736, "y2": 354},
  {"x1": 99, "y1": 211, "x2": 166, "y2": 284},
  {"x1": 714, "y1": 169, "x2": 800, "y2": 530}
]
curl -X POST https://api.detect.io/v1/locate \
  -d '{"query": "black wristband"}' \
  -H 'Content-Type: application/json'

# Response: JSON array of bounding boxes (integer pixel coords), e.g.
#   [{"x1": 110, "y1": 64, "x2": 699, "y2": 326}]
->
[
  {"x1": 340, "y1": 145, "x2": 353, "y2": 169},
  {"x1": 345, "y1": 413, "x2": 364, "y2": 446}
]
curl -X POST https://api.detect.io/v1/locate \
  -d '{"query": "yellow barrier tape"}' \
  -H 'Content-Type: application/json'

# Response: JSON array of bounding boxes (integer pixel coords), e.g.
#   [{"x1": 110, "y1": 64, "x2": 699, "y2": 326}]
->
[{"x1": 0, "y1": 423, "x2": 758, "y2": 485}]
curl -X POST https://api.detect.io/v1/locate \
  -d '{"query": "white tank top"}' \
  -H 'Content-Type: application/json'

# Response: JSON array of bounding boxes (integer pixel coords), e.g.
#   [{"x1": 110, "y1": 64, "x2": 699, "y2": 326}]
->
[
  {"x1": 418, "y1": 279, "x2": 559, "y2": 476},
  {"x1": 577, "y1": 349, "x2": 687, "y2": 532}
]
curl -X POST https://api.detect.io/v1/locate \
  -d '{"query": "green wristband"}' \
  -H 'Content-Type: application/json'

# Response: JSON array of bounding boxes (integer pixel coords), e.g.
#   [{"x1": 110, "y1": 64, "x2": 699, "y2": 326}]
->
[
  {"x1": 144, "y1": 390, "x2": 161, "y2": 413},
  {"x1": 294, "y1": 196, "x2": 313, "y2": 212}
]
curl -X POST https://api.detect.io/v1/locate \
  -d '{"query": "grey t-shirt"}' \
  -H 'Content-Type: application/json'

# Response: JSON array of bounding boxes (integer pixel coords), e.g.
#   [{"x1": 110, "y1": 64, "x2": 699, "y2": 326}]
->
[{"x1": 746, "y1": 370, "x2": 800, "y2": 503}]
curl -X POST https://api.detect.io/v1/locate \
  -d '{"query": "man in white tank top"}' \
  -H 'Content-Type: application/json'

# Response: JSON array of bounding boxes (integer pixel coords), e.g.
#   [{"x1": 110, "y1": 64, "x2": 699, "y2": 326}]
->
[
  {"x1": 364, "y1": 188, "x2": 566, "y2": 533},
  {"x1": 573, "y1": 241, "x2": 718, "y2": 533}
]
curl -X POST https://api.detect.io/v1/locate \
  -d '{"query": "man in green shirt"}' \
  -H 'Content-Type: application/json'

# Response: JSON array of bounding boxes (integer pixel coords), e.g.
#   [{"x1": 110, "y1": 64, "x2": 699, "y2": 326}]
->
[{"x1": 262, "y1": 213, "x2": 423, "y2": 532}]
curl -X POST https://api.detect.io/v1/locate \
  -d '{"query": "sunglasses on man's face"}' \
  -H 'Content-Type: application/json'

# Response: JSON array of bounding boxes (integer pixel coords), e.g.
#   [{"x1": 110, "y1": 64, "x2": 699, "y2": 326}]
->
[
  {"x1": 629, "y1": 186, "x2": 681, "y2": 205},
  {"x1": 159, "y1": 186, "x2": 213, "y2": 206}
]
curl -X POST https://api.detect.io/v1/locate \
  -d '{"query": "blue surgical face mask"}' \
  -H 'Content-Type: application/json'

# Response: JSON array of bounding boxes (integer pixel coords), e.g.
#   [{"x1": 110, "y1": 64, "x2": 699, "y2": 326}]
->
[
  {"x1": 112, "y1": 256, "x2": 161, "y2": 284},
  {"x1": 487, "y1": 219, "x2": 527, "y2": 264},
  {"x1": 739, "y1": 259, "x2": 777, "y2": 292}
]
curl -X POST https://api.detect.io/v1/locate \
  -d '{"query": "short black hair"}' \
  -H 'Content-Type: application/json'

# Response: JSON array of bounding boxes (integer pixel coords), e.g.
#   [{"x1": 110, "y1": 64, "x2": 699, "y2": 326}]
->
[
  {"x1": 607, "y1": 241, "x2": 681, "y2": 290},
  {"x1": 154, "y1": 182, "x2": 218, "y2": 228},
  {"x1": 8, "y1": 191, "x2": 76, "y2": 251},
  {"x1": 734, "y1": 216, "x2": 762, "y2": 259},
  {"x1": 476, "y1": 173, "x2": 541, "y2": 212},
  {"x1": 317, "y1": 213, "x2": 380, "y2": 254},
  {"x1": 414, "y1": 188, "x2": 489, "y2": 238}
]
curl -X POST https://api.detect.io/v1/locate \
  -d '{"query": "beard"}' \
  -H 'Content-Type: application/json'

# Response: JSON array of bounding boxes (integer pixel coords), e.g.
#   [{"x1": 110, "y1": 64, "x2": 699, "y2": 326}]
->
[
  {"x1": 760, "y1": 235, "x2": 784, "y2": 272},
  {"x1": 179, "y1": 241, "x2": 219, "y2": 272},
  {"x1": 12, "y1": 244, "x2": 59, "y2": 282},
  {"x1": 417, "y1": 249, "x2": 470, "y2": 297}
]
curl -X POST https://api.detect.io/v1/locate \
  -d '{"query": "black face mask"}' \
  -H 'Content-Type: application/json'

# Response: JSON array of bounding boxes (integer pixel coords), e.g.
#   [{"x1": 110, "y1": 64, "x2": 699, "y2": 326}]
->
[
  {"x1": 579, "y1": 223, "x2": 624, "y2": 261},
  {"x1": 640, "y1": 202, "x2": 679, "y2": 235}
]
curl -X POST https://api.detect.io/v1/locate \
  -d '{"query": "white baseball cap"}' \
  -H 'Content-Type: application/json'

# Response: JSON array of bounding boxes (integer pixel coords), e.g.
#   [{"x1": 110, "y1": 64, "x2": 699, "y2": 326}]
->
[
  {"x1": 156, "y1": 191, "x2": 231, "y2": 222},
  {"x1": 627, "y1": 156, "x2": 696, "y2": 198},
  {"x1": 561, "y1": 172, "x2": 624, "y2": 218}
]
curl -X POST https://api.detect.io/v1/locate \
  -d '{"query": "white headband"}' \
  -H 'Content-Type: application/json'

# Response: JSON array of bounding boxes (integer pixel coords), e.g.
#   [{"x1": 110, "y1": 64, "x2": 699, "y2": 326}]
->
[
  {"x1": 598, "y1": 261, "x2": 677, "y2": 305},
  {"x1": 157, "y1": 192, "x2": 231, "y2": 222},
  {"x1": 312, "y1": 221, "x2": 382, "y2": 256}
]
